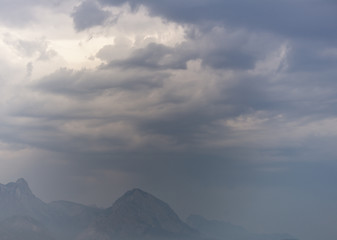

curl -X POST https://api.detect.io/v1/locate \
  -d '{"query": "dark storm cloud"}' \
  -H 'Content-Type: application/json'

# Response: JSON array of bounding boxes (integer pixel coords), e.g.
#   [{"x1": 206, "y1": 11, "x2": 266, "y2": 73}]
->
[
  {"x1": 27, "y1": 64, "x2": 276, "y2": 155},
  {"x1": 201, "y1": 48, "x2": 256, "y2": 70},
  {"x1": 71, "y1": 0, "x2": 113, "y2": 31},
  {"x1": 11, "y1": 21, "x2": 336, "y2": 180},
  {"x1": 98, "y1": 0, "x2": 337, "y2": 41},
  {"x1": 2, "y1": 0, "x2": 336, "y2": 161},
  {"x1": 34, "y1": 67, "x2": 167, "y2": 99},
  {"x1": 26, "y1": 34, "x2": 336, "y2": 157},
  {"x1": 286, "y1": 41, "x2": 337, "y2": 72},
  {"x1": 106, "y1": 42, "x2": 257, "y2": 71},
  {"x1": 103, "y1": 28, "x2": 272, "y2": 71},
  {"x1": 106, "y1": 42, "x2": 196, "y2": 70}
]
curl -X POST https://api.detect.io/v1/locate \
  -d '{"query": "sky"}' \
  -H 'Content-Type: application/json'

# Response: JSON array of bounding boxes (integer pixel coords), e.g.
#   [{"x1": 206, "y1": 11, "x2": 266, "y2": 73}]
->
[{"x1": 0, "y1": 0, "x2": 336, "y2": 239}]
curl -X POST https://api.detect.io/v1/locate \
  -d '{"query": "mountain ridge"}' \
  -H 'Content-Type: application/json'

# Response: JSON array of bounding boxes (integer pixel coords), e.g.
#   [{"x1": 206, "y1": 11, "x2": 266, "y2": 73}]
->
[{"x1": 0, "y1": 179, "x2": 297, "y2": 240}]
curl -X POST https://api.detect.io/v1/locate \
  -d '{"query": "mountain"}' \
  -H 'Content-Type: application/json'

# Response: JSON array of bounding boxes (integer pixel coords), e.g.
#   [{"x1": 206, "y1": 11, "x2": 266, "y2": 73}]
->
[
  {"x1": 0, "y1": 178, "x2": 101, "y2": 240},
  {"x1": 0, "y1": 179, "x2": 198, "y2": 240},
  {"x1": 0, "y1": 215, "x2": 55, "y2": 240},
  {"x1": 186, "y1": 214, "x2": 298, "y2": 240},
  {"x1": 0, "y1": 178, "x2": 50, "y2": 222},
  {"x1": 78, "y1": 188, "x2": 198, "y2": 240}
]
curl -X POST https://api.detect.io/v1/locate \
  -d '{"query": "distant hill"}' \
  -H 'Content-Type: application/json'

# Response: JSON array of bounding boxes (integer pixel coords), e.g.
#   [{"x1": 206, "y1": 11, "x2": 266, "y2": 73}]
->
[{"x1": 77, "y1": 188, "x2": 198, "y2": 240}]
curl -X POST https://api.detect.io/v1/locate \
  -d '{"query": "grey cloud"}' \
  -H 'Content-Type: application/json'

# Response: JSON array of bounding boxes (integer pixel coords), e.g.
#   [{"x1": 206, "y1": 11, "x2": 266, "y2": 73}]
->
[
  {"x1": 201, "y1": 49, "x2": 256, "y2": 70},
  {"x1": 33, "y1": 70, "x2": 269, "y2": 153},
  {"x1": 106, "y1": 42, "x2": 197, "y2": 70},
  {"x1": 26, "y1": 32, "x2": 332, "y2": 156},
  {"x1": 286, "y1": 41, "x2": 337, "y2": 72},
  {"x1": 192, "y1": 28, "x2": 278, "y2": 70},
  {"x1": 98, "y1": 0, "x2": 337, "y2": 42},
  {"x1": 7, "y1": 16, "x2": 335, "y2": 168},
  {"x1": 34, "y1": 67, "x2": 168, "y2": 99},
  {"x1": 71, "y1": 0, "x2": 113, "y2": 31},
  {"x1": 104, "y1": 29, "x2": 271, "y2": 71}
]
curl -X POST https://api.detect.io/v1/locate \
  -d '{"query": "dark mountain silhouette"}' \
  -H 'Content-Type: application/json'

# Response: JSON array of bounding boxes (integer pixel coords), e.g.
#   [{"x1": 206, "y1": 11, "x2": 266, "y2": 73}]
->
[{"x1": 77, "y1": 188, "x2": 198, "y2": 240}]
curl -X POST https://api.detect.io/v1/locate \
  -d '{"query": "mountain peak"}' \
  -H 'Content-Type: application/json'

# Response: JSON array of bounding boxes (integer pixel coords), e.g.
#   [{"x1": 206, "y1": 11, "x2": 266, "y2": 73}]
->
[
  {"x1": 16, "y1": 178, "x2": 28, "y2": 185},
  {"x1": 0, "y1": 178, "x2": 33, "y2": 196},
  {"x1": 128, "y1": 188, "x2": 146, "y2": 194},
  {"x1": 112, "y1": 188, "x2": 169, "y2": 210},
  {"x1": 8, "y1": 178, "x2": 33, "y2": 196},
  {"x1": 0, "y1": 178, "x2": 49, "y2": 222},
  {"x1": 16, "y1": 178, "x2": 31, "y2": 191},
  {"x1": 113, "y1": 188, "x2": 177, "y2": 216},
  {"x1": 121, "y1": 188, "x2": 151, "y2": 201},
  {"x1": 82, "y1": 188, "x2": 198, "y2": 239}
]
